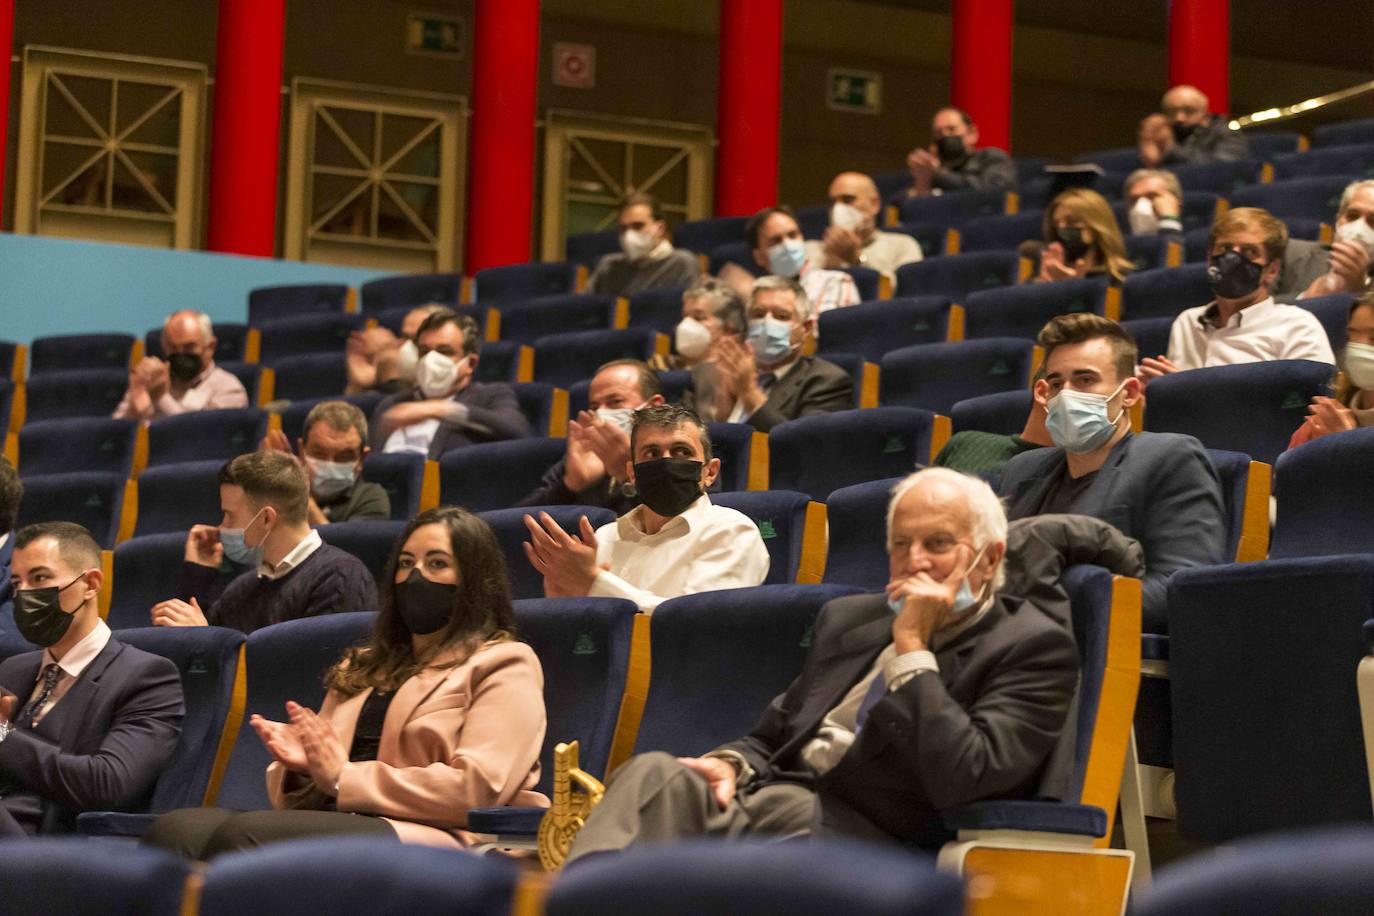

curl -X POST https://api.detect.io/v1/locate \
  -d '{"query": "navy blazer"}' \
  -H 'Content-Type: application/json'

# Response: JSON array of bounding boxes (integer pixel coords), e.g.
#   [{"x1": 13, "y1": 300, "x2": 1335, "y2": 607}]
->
[
  {"x1": 0, "y1": 537, "x2": 28, "y2": 657},
  {"x1": 998, "y1": 431, "x2": 1226, "y2": 633},
  {"x1": 718, "y1": 592, "x2": 1079, "y2": 847},
  {"x1": 0, "y1": 636, "x2": 184, "y2": 833},
  {"x1": 370, "y1": 381, "x2": 530, "y2": 459}
]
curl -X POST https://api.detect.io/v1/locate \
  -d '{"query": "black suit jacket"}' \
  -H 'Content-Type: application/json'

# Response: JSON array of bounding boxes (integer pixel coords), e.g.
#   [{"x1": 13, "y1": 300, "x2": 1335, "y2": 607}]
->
[
  {"x1": 370, "y1": 382, "x2": 530, "y2": 459},
  {"x1": 0, "y1": 636, "x2": 184, "y2": 833},
  {"x1": 998, "y1": 431, "x2": 1226, "y2": 633},
  {"x1": 717, "y1": 592, "x2": 1078, "y2": 847},
  {"x1": 684, "y1": 355, "x2": 854, "y2": 433}
]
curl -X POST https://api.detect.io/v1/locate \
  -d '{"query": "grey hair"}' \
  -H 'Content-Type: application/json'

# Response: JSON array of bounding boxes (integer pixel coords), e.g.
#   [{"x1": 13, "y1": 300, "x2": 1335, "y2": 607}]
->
[
  {"x1": 302, "y1": 399, "x2": 369, "y2": 445},
  {"x1": 683, "y1": 278, "x2": 746, "y2": 336},
  {"x1": 1124, "y1": 168, "x2": 1182, "y2": 201},
  {"x1": 885, "y1": 467, "x2": 1008, "y2": 591},
  {"x1": 1339, "y1": 179, "x2": 1374, "y2": 216},
  {"x1": 167, "y1": 309, "x2": 214, "y2": 343},
  {"x1": 750, "y1": 274, "x2": 813, "y2": 321}
]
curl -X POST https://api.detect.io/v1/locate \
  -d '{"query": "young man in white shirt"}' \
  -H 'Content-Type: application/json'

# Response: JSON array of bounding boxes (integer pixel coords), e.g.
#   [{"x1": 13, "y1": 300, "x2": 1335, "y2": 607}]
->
[
  {"x1": 522, "y1": 404, "x2": 769, "y2": 613},
  {"x1": 1138, "y1": 207, "x2": 1335, "y2": 383}
]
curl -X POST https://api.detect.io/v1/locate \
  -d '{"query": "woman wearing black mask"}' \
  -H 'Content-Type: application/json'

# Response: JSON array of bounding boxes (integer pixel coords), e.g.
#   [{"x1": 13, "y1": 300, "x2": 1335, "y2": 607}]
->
[
  {"x1": 145, "y1": 506, "x2": 548, "y2": 858},
  {"x1": 1036, "y1": 189, "x2": 1135, "y2": 286}
]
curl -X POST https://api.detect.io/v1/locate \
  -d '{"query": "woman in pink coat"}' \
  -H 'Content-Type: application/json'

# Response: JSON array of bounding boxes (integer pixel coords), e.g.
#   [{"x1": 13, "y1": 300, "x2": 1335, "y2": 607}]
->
[{"x1": 146, "y1": 506, "x2": 548, "y2": 858}]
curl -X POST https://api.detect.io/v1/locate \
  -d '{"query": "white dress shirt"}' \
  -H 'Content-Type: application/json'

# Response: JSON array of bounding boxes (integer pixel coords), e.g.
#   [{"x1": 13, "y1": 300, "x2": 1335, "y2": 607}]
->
[
  {"x1": 30, "y1": 619, "x2": 112, "y2": 726},
  {"x1": 258, "y1": 529, "x2": 323, "y2": 580},
  {"x1": 590, "y1": 494, "x2": 770, "y2": 613},
  {"x1": 1166, "y1": 296, "x2": 1336, "y2": 370},
  {"x1": 384, "y1": 417, "x2": 441, "y2": 455},
  {"x1": 800, "y1": 262, "x2": 861, "y2": 314}
]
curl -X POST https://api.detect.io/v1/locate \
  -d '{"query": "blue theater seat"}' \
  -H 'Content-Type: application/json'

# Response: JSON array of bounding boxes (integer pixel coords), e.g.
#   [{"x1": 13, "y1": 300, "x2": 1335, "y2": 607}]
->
[
  {"x1": 895, "y1": 250, "x2": 1023, "y2": 300},
  {"x1": 145, "y1": 408, "x2": 267, "y2": 468},
  {"x1": 545, "y1": 838, "x2": 963, "y2": 916},
  {"x1": 672, "y1": 216, "x2": 750, "y2": 255},
  {"x1": 533, "y1": 328, "x2": 661, "y2": 388},
  {"x1": 0, "y1": 839, "x2": 189, "y2": 916},
  {"x1": 268, "y1": 353, "x2": 348, "y2": 402},
  {"x1": 898, "y1": 187, "x2": 1009, "y2": 226},
  {"x1": 218, "y1": 361, "x2": 264, "y2": 405},
  {"x1": 1121, "y1": 316, "x2": 1175, "y2": 361},
  {"x1": 880, "y1": 337, "x2": 1035, "y2": 414},
  {"x1": 957, "y1": 210, "x2": 1044, "y2": 252},
  {"x1": 17, "y1": 417, "x2": 137, "y2": 477},
  {"x1": 705, "y1": 421, "x2": 759, "y2": 493},
  {"x1": 108, "y1": 532, "x2": 193, "y2": 629},
  {"x1": 359, "y1": 272, "x2": 462, "y2": 316},
  {"x1": 24, "y1": 368, "x2": 129, "y2": 422},
  {"x1": 1315, "y1": 117, "x2": 1374, "y2": 148},
  {"x1": 565, "y1": 229, "x2": 620, "y2": 266},
  {"x1": 839, "y1": 265, "x2": 882, "y2": 302},
  {"x1": 29, "y1": 333, "x2": 134, "y2": 376},
  {"x1": 199, "y1": 838, "x2": 517, "y2": 916},
  {"x1": 474, "y1": 262, "x2": 577, "y2": 304},
  {"x1": 794, "y1": 204, "x2": 829, "y2": 240},
  {"x1": 247, "y1": 283, "x2": 350, "y2": 325},
  {"x1": 817, "y1": 297, "x2": 952, "y2": 362},
  {"x1": 360, "y1": 452, "x2": 427, "y2": 520},
  {"x1": 818, "y1": 352, "x2": 874, "y2": 409},
  {"x1": 821, "y1": 477, "x2": 899, "y2": 590},
  {"x1": 626, "y1": 286, "x2": 689, "y2": 333},
  {"x1": 1167, "y1": 158, "x2": 1264, "y2": 195},
  {"x1": 318, "y1": 520, "x2": 407, "y2": 580},
  {"x1": 131, "y1": 460, "x2": 225, "y2": 538},
  {"x1": 478, "y1": 506, "x2": 618, "y2": 600},
  {"x1": 212, "y1": 613, "x2": 377, "y2": 811},
  {"x1": 76, "y1": 626, "x2": 246, "y2": 837},
  {"x1": 371, "y1": 302, "x2": 489, "y2": 338},
  {"x1": 255, "y1": 313, "x2": 362, "y2": 364},
  {"x1": 1244, "y1": 130, "x2": 1304, "y2": 159},
  {"x1": 1271, "y1": 143, "x2": 1374, "y2": 181},
  {"x1": 896, "y1": 221, "x2": 948, "y2": 258},
  {"x1": 1143, "y1": 359, "x2": 1333, "y2": 464},
  {"x1": 1126, "y1": 234, "x2": 1177, "y2": 271},
  {"x1": 511, "y1": 382, "x2": 561, "y2": 437},
  {"x1": 499, "y1": 294, "x2": 617, "y2": 345},
  {"x1": 949, "y1": 389, "x2": 1034, "y2": 436},
  {"x1": 144, "y1": 324, "x2": 248, "y2": 364},
  {"x1": 962, "y1": 277, "x2": 1107, "y2": 340},
  {"x1": 711, "y1": 490, "x2": 817, "y2": 585},
  {"x1": 17, "y1": 472, "x2": 126, "y2": 548},
  {"x1": 1230, "y1": 174, "x2": 1357, "y2": 223},
  {"x1": 1074, "y1": 146, "x2": 1143, "y2": 173},
  {"x1": 474, "y1": 340, "x2": 528, "y2": 383},
  {"x1": 707, "y1": 241, "x2": 760, "y2": 277},
  {"x1": 1297, "y1": 292, "x2": 1356, "y2": 355},
  {"x1": 1120, "y1": 263, "x2": 1211, "y2": 320},
  {"x1": 438, "y1": 438, "x2": 568, "y2": 512},
  {"x1": 769, "y1": 407, "x2": 942, "y2": 501},
  {"x1": 1271, "y1": 425, "x2": 1374, "y2": 558}
]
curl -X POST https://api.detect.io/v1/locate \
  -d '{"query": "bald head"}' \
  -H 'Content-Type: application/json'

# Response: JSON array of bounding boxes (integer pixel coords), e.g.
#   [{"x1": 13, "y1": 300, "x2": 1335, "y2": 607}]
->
[
  {"x1": 162, "y1": 309, "x2": 215, "y2": 373},
  {"x1": 828, "y1": 172, "x2": 882, "y2": 224},
  {"x1": 1162, "y1": 85, "x2": 1210, "y2": 128}
]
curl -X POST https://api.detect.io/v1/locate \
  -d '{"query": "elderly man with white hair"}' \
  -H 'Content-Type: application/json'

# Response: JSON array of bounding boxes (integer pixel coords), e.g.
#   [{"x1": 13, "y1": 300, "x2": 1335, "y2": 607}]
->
[
  {"x1": 114, "y1": 309, "x2": 248, "y2": 421},
  {"x1": 565, "y1": 467, "x2": 1079, "y2": 859}
]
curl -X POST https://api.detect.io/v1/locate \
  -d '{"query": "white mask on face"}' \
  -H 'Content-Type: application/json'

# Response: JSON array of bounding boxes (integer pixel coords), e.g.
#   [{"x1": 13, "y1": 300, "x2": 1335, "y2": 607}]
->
[
  {"x1": 595, "y1": 407, "x2": 638, "y2": 435},
  {"x1": 674, "y1": 316, "x2": 712, "y2": 362},
  {"x1": 1336, "y1": 218, "x2": 1374, "y2": 258},
  {"x1": 308, "y1": 458, "x2": 358, "y2": 500},
  {"x1": 620, "y1": 228, "x2": 659, "y2": 261},
  {"x1": 396, "y1": 339, "x2": 420, "y2": 376},
  {"x1": 830, "y1": 202, "x2": 866, "y2": 232},
  {"x1": 416, "y1": 350, "x2": 464, "y2": 399},
  {"x1": 1343, "y1": 341, "x2": 1374, "y2": 391},
  {"x1": 1128, "y1": 196, "x2": 1160, "y2": 236}
]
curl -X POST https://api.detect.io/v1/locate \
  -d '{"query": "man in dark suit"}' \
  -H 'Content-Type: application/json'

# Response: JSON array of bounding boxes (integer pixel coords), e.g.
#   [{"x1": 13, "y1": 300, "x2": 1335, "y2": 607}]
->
[
  {"x1": 370, "y1": 309, "x2": 530, "y2": 458},
  {"x1": 0, "y1": 522, "x2": 183, "y2": 836},
  {"x1": 685, "y1": 275, "x2": 853, "y2": 431},
  {"x1": 999, "y1": 313, "x2": 1226, "y2": 633},
  {"x1": 0, "y1": 457, "x2": 24, "y2": 654},
  {"x1": 565, "y1": 467, "x2": 1079, "y2": 858}
]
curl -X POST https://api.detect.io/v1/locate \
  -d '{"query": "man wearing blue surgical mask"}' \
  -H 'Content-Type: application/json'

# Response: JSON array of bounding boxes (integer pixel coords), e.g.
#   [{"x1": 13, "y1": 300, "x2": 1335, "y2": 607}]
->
[
  {"x1": 718, "y1": 207, "x2": 860, "y2": 314},
  {"x1": 692, "y1": 276, "x2": 853, "y2": 431},
  {"x1": 999, "y1": 313, "x2": 1226, "y2": 632},
  {"x1": 151, "y1": 451, "x2": 376, "y2": 634},
  {"x1": 259, "y1": 401, "x2": 390, "y2": 525}
]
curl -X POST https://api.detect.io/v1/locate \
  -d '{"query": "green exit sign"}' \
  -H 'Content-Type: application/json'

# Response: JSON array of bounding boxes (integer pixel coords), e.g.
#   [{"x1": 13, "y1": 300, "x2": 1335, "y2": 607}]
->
[
  {"x1": 827, "y1": 68, "x2": 882, "y2": 115},
  {"x1": 407, "y1": 13, "x2": 464, "y2": 57}
]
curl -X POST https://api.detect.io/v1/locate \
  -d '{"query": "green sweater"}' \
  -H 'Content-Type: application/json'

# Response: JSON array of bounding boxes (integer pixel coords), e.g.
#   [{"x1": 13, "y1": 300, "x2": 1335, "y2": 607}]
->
[{"x1": 934, "y1": 431, "x2": 1044, "y2": 477}]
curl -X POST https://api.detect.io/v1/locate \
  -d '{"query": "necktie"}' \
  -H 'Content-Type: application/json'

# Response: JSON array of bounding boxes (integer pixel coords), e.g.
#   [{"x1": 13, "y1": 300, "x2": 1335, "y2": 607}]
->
[
  {"x1": 853, "y1": 672, "x2": 888, "y2": 733},
  {"x1": 16, "y1": 664, "x2": 62, "y2": 730},
  {"x1": 756, "y1": 372, "x2": 777, "y2": 391}
]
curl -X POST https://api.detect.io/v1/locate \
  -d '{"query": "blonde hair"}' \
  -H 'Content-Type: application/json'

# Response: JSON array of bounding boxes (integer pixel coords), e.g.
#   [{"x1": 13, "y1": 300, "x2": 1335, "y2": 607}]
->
[
  {"x1": 1208, "y1": 206, "x2": 1288, "y2": 263},
  {"x1": 1045, "y1": 189, "x2": 1135, "y2": 283}
]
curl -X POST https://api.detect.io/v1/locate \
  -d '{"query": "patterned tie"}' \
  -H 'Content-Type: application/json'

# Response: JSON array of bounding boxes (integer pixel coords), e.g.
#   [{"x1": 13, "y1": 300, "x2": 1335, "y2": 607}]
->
[
  {"x1": 853, "y1": 672, "x2": 888, "y2": 734},
  {"x1": 15, "y1": 664, "x2": 62, "y2": 730}
]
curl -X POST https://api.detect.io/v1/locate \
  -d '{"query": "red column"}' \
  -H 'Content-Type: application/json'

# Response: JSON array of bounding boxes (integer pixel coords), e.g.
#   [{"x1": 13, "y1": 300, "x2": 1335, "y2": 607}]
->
[
  {"x1": 207, "y1": 0, "x2": 287, "y2": 257},
  {"x1": 950, "y1": 0, "x2": 1014, "y2": 153},
  {"x1": 1168, "y1": 0, "x2": 1230, "y2": 113},
  {"x1": 715, "y1": 0, "x2": 783, "y2": 217},
  {"x1": 0, "y1": 0, "x2": 12, "y2": 230},
  {"x1": 465, "y1": 0, "x2": 540, "y2": 273}
]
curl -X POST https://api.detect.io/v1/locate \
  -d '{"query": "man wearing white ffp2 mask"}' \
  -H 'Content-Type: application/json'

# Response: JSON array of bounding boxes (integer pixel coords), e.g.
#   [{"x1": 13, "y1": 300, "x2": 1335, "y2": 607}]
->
[
  {"x1": 998, "y1": 313, "x2": 1226, "y2": 633},
  {"x1": 586, "y1": 194, "x2": 701, "y2": 299},
  {"x1": 373, "y1": 309, "x2": 530, "y2": 459},
  {"x1": 1122, "y1": 169, "x2": 1184, "y2": 239},
  {"x1": 518, "y1": 360, "x2": 666, "y2": 515},
  {"x1": 804, "y1": 172, "x2": 923, "y2": 284}
]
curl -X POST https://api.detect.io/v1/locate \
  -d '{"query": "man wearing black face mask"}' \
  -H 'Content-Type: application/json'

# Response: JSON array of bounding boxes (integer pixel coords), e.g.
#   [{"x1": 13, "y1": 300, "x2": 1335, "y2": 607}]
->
[
  {"x1": 522, "y1": 405, "x2": 768, "y2": 613},
  {"x1": 0, "y1": 522, "x2": 183, "y2": 836},
  {"x1": 114, "y1": 310, "x2": 248, "y2": 422},
  {"x1": 905, "y1": 107, "x2": 1017, "y2": 198},
  {"x1": 1139, "y1": 208, "x2": 1335, "y2": 383},
  {"x1": 1138, "y1": 84, "x2": 1247, "y2": 168}
]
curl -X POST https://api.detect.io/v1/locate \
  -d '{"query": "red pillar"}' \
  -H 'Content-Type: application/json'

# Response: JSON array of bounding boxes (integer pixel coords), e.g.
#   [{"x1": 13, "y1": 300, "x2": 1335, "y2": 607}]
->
[
  {"x1": 715, "y1": 0, "x2": 783, "y2": 218},
  {"x1": 465, "y1": 0, "x2": 540, "y2": 273},
  {"x1": 207, "y1": 0, "x2": 286, "y2": 257},
  {"x1": 1168, "y1": 0, "x2": 1230, "y2": 114},
  {"x1": 0, "y1": 0, "x2": 12, "y2": 230},
  {"x1": 950, "y1": 0, "x2": 1014, "y2": 153}
]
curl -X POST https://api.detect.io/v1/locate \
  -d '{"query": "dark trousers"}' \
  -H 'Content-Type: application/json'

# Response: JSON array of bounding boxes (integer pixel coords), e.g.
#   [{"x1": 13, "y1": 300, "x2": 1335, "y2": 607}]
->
[
  {"x1": 0, "y1": 803, "x2": 31, "y2": 838},
  {"x1": 143, "y1": 807, "x2": 398, "y2": 860}
]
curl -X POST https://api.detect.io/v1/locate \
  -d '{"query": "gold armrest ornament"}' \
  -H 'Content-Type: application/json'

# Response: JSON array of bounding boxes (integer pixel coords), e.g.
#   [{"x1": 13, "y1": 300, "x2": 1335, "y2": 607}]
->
[{"x1": 537, "y1": 740, "x2": 606, "y2": 871}]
